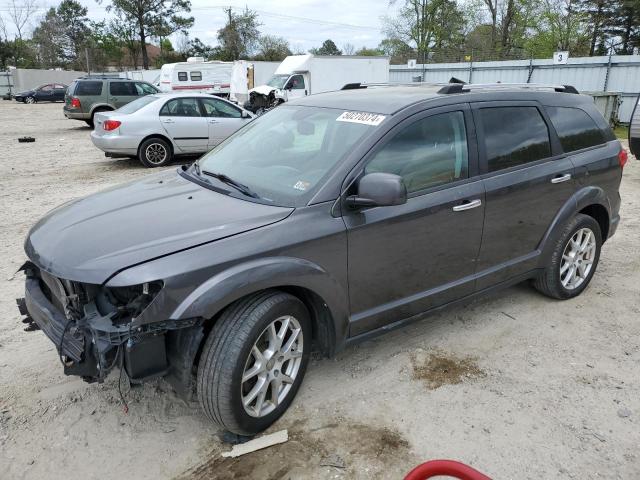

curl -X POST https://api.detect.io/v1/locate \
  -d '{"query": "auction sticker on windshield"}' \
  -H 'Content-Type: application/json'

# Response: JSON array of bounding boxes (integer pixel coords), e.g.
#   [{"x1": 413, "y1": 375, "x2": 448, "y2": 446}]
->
[{"x1": 337, "y1": 111, "x2": 386, "y2": 126}]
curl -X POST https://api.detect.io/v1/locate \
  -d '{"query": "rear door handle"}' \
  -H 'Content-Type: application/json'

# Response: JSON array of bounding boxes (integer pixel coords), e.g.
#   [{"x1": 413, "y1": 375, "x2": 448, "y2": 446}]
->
[
  {"x1": 452, "y1": 199, "x2": 482, "y2": 212},
  {"x1": 209, "y1": 119, "x2": 218, "y2": 124},
  {"x1": 551, "y1": 173, "x2": 572, "y2": 184},
  {"x1": 162, "y1": 118, "x2": 175, "y2": 124}
]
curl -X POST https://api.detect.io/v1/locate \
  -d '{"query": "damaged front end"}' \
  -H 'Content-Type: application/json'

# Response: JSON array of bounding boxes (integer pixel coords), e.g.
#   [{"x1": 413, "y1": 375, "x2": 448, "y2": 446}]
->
[
  {"x1": 245, "y1": 88, "x2": 281, "y2": 114},
  {"x1": 16, "y1": 262, "x2": 201, "y2": 388}
]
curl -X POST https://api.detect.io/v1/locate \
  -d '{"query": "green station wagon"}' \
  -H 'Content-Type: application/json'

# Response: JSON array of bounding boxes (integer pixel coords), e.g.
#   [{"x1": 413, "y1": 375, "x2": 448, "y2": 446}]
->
[{"x1": 64, "y1": 77, "x2": 159, "y2": 128}]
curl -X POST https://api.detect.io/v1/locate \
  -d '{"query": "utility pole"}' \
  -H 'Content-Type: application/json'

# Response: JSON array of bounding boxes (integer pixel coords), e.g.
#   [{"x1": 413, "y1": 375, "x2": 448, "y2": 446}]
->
[{"x1": 85, "y1": 47, "x2": 90, "y2": 75}]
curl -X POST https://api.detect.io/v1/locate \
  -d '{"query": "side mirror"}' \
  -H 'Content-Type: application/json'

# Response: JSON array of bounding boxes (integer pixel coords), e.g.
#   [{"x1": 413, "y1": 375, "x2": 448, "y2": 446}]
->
[
  {"x1": 241, "y1": 110, "x2": 251, "y2": 119},
  {"x1": 346, "y1": 172, "x2": 407, "y2": 209}
]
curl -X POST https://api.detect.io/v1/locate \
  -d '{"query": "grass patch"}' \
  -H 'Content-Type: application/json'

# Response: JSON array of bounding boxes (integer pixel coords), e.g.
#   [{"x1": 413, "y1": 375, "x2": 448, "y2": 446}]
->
[{"x1": 613, "y1": 124, "x2": 629, "y2": 140}]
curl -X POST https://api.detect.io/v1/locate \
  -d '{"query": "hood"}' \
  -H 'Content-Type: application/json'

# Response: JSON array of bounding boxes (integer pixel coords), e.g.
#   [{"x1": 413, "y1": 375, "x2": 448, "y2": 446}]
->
[
  {"x1": 249, "y1": 85, "x2": 277, "y2": 96},
  {"x1": 25, "y1": 170, "x2": 294, "y2": 284},
  {"x1": 16, "y1": 90, "x2": 34, "y2": 96}
]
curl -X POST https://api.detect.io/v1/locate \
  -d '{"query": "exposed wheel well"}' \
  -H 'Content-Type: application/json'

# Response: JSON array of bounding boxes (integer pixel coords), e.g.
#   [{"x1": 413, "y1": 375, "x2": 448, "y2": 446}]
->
[
  {"x1": 91, "y1": 106, "x2": 113, "y2": 116},
  {"x1": 193, "y1": 286, "x2": 336, "y2": 372},
  {"x1": 579, "y1": 204, "x2": 609, "y2": 242}
]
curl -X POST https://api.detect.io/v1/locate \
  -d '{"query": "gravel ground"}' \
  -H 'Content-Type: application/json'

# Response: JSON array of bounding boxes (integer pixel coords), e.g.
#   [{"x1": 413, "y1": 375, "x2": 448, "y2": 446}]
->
[{"x1": 0, "y1": 101, "x2": 639, "y2": 480}]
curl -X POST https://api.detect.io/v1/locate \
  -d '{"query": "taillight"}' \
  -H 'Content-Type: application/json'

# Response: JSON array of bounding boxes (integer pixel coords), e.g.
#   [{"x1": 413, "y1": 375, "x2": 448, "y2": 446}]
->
[
  {"x1": 618, "y1": 146, "x2": 628, "y2": 169},
  {"x1": 103, "y1": 120, "x2": 121, "y2": 131},
  {"x1": 70, "y1": 97, "x2": 81, "y2": 109}
]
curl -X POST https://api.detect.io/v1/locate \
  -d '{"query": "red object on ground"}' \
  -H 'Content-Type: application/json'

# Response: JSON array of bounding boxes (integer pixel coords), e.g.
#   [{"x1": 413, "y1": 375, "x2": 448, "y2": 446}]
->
[{"x1": 404, "y1": 460, "x2": 492, "y2": 480}]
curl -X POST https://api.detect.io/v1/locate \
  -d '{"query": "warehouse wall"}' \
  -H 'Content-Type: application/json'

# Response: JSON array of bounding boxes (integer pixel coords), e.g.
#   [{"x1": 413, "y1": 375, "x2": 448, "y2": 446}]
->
[
  {"x1": 10, "y1": 69, "x2": 86, "y2": 93},
  {"x1": 390, "y1": 55, "x2": 640, "y2": 123}
]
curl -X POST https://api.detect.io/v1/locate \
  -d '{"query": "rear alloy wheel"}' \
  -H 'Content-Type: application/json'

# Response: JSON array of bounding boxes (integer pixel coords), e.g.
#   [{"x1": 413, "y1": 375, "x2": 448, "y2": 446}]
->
[
  {"x1": 533, "y1": 213, "x2": 602, "y2": 299},
  {"x1": 197, "y1": 290, "x2": 311, "y2": 435},
  {"x1": 138, "y1": 137, "x2": 172, "y2": 168},
  {"x1": 25, "y1": 96, "x2": 36, "y2": 104}
]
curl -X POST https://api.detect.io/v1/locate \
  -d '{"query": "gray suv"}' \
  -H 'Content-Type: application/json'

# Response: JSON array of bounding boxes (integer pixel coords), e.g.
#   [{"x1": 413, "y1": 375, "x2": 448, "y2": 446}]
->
[
  {"x1": 18, "y1": 83, "x2": 624, "y2": 436},
  {"x1": 64, "y1": 77, "x2": 159, "y2": 128}
]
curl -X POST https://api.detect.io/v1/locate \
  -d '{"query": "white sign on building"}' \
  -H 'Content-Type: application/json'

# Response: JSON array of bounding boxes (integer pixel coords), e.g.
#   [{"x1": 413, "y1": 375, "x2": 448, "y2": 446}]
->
[
  {"x1": 553, "y1": 51, "x2": 569, "y2": 65},
  {"x1": 407, "y1": 59, "x2": 417, "y2": 69}
]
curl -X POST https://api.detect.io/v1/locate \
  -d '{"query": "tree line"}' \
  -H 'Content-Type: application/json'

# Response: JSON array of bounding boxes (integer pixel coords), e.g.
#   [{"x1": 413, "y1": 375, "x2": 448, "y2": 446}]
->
[{"x1": 0, "y1": 0, "x2": 638, "y2": 71}]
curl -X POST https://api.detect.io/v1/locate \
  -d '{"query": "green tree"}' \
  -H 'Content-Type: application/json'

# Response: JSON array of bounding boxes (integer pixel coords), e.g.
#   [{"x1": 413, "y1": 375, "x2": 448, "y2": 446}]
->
[
  {"x1": 309, "y1": 39, "x2": 342, "y2": 55},
  {"x1": 378, "y1": 38, "x2": 415, "y2": 64},
  {"x1": 57, "y1": 0, "x2": 90, "y2": 68},
  {"x1": 186, "y1": 37, "x2": 217, "y2": 59},
  {"x1": 355, "y1": 46, "x2": 384, "y2": 56},
  {"x1": 31, "y1": 7, "x2": 65, "y2": 68},
  {"x1": 254, "y1": 34, "x2": 291, "y2": 61},
  {"x1": 105, "y1": 0, "x2": 194, "y2": 69},
  {"x1": 217, "y1": 7, "x2": 262, "y2": 60}
]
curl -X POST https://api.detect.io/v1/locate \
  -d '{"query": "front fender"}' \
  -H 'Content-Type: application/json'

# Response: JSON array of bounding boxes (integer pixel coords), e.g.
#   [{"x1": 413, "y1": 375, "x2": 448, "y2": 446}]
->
[
  {"x1": 538, "y1": 186, "x2": 610, "y2": 265},
  {"x1": 170, "y1": 256, "x2": 349, "y2": 345}
]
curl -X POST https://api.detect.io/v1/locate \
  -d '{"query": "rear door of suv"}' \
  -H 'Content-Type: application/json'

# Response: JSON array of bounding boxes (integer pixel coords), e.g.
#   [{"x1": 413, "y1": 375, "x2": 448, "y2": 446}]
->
[
  {"x1": 108, "y1": 81, "x2": 138, "y2": 109},
  {"x1": 472, "y1": 100, "x2": 576, "y2": 289}
]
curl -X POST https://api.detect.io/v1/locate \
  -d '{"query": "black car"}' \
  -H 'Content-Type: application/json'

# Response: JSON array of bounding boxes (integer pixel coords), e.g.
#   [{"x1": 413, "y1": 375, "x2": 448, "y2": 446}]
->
[
  {"x1": 17, "y1": 83, "x2": 624, "y2": 436},
  {"x1": 14, "y1": 83, "x2": 68, "y2": 103}
]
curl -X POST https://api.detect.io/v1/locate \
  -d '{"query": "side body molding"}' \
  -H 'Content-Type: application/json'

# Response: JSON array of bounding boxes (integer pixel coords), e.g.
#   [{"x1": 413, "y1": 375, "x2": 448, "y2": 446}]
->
[
  {"x1": 170, "y1": 256, "x2": 350, "y2": 349},
  {"x1": 537, "y1": 186, "x2": 610, "y2": 266}
]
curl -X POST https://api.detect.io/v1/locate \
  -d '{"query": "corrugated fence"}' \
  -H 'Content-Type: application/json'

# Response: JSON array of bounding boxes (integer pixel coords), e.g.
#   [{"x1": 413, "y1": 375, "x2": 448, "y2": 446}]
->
[{"x1": 389, "y1": 55, "x2": 640, "y2": 123}]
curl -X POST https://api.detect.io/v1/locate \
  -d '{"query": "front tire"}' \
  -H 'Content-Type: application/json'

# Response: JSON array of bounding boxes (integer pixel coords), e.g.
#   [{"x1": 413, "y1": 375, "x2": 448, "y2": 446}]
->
[
  {"x1": 197, "y1": 290, "x2": 311, "y2": 436},
  {"x1": 138, "y1": 137, "x2": 173, "y2": 168},
  {"x1": 25, "y1": 96, "x2": 35, "y2": 104},
  {"x1": 533, "y1": 213, "x2": 602, "y2": 299}
]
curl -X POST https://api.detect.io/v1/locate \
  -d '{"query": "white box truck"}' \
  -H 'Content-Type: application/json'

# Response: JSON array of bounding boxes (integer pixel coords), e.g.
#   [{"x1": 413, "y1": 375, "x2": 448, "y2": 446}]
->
[
  {"x1": 158, "y1": 58, "x2": 233, "y2": 96},
  {"x1": 229, "y1": 60, "x2": 281, "y2": 105},
  {"x1": 246, "y1": 54, "x2": 390, "y2": 113}
]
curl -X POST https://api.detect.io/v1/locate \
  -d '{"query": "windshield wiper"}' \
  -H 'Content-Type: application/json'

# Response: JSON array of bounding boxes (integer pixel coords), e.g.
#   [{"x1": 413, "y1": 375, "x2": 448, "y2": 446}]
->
[{"x1": 202, "y1": 170, "x2": 260, "y2": 199}]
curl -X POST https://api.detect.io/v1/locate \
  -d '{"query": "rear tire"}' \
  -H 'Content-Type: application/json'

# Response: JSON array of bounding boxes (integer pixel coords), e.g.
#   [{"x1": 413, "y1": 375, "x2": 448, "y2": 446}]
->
[
  {"x1": 197, "y1": 290, "x2": 311, "y2": 436},
  {"x1": 138, "y1": 137, "x2": 173, "y2": 168},
  {"x1": 533, "y1": 214, "x2": 602, "y2": 299}
]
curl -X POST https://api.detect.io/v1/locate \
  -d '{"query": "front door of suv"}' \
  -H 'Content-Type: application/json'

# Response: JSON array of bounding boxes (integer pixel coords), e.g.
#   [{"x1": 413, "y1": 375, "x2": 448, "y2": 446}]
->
[
  {"x1": 344, "y1": 105, "x2": 485, "y2": 336},
  {"x1": 471, "y1": 101, "x2": 577, "y2": 289}
]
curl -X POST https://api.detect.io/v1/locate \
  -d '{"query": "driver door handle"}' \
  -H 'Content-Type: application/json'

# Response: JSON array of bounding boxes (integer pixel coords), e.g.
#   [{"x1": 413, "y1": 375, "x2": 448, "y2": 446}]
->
[
  {"x1": 452, "y1": 199, "x2": 482, "y2": 212},
  {"x1": 209, "y1": 119, "x2": 218, "y2": 124},
  {"x1": 162, "y1": 118, "x2": 174, "y2": 124},
  {"x1": 551, "y1": 173, "x2": 572, "y2": 184}
]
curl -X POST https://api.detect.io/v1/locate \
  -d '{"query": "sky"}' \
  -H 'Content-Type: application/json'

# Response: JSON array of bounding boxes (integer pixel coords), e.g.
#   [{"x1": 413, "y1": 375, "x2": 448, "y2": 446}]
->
[{"x1": 1, "y1": 0, "x2": 402, "y2": 52}]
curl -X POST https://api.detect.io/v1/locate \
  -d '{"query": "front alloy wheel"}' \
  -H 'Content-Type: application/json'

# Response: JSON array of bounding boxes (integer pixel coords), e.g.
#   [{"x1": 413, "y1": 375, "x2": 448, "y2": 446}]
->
[
  {"x1": 25, "y1": 96, "x2": 35, "y2": 104},
  {"x1": 242, "y1": 315, "x2": 304, "y2": 418},
  {"x1": 197, "y1": 290, "x2": 311, "y2": 435}
]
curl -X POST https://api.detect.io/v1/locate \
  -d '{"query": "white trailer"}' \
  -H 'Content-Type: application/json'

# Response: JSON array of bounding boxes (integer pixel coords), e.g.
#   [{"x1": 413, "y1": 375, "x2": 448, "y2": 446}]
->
[
  {"x1": 246, "y1": 54, "x2": 390, "y2": 112},
  {"x1": 230, "y1": 60, "x2": 281, "y2": 105},
  {"x1": 158, "y1": 58, "x2": 233, "y2": 96}
]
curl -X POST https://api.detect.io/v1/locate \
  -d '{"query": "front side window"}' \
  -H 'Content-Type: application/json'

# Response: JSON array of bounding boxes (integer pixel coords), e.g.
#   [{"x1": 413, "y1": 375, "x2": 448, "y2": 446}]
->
[
  {"x1": 287, "y1": 75, "x2": 305, "y2": 90},
  {"x1": 365, "y1": 111, "x2": 469, "y2": 193},
  {"x1": 75, "y1": 81, "x2": 103, "y2": 96},
  {"x1": 190, "y1": 71, "x2": 202, "y2": 81},
  {"x1": 546, "y1": 106, "x2": 606, "y2": 153},
  {"x1": 109, "y1": 81, "x2": 136, "y2": 96},
  {"x1": 480, "y1": 106, "x2": 551, "y2": 172},
  {"x1": 178, "y1": 72, "x2": 188, "y2": 81},
  {"x1": 200, "y1": 98, "x2": 241, "y2": 118},
  {"x1": 197, "y1": 106, "x2": 376, "y2": 206},
  {"x1": 159, "y1": 98, "x2": 201, "y2": 117}
]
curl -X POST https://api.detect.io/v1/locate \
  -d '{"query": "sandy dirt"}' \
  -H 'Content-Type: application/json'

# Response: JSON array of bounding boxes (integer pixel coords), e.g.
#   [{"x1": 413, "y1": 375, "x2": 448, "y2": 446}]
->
[{"x1": 0, "y1": 101, "x2": 639, "y2": 480}]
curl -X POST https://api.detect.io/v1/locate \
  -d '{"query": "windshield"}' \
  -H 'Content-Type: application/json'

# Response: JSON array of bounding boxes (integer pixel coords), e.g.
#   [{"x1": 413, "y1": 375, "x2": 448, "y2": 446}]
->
[
  {"x1": 266, "y1": 74, "x2": 290, "y2": 89},
  {"x1": 196, "y1": 105, "x2": 377, "y2": 207},
  {"x1": 117, "y1": 95, "x2": 159, "y2": 114}
]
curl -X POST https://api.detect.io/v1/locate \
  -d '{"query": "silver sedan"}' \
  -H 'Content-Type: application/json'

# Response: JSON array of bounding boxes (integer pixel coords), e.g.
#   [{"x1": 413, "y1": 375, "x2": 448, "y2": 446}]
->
[{"x1": 90, "y1": 93, "x2": 254, "y2": 167}]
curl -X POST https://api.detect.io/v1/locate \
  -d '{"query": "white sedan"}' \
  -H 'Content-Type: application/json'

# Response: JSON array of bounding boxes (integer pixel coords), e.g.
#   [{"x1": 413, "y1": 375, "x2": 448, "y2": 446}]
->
[{"x1": 90, "y1": 92, "x2": 254, "y2": 167}]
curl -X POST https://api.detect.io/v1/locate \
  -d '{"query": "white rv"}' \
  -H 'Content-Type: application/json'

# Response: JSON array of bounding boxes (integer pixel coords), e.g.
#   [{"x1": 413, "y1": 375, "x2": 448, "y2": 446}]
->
[
  {"x1": 159, "y1": 58, "x2": 233, "y2": 96},
  {"x1": 246, "y1": 54, "x2": 390, "y2": 112}
]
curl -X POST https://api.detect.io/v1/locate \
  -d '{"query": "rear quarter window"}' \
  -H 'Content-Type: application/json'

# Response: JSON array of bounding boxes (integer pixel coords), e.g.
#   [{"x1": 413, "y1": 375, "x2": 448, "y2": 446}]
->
[
  {"x1": 178, "y1": 72, "x2": 188, "y2": 81},
  {"x1": 546, "y1": 106, "x2": 607, "y2": 152},
  {"x1": 75, "y1": 81, "x2": 103, "y2": 96}
]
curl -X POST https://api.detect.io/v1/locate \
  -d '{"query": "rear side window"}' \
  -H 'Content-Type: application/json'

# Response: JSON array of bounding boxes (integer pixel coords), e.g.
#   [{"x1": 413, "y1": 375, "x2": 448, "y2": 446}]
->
[
  {"x1": 546, "y1": 106, "x2": 606, "y2": 152},
  {"x1": 365, "y1": 111, "x2": 469, "y2": 193},
  {"x1": 160, "y1": 98, "x2": 201, "y2": 117},
  {"x1": 110, "y1": 81, "x2": 137, "y2": 96},
  {"x1": 190, "y1": 71, "x2": 202, "y2": 81},
  {"x1": 178, "y1": 72, "x2": 188, "y2": 81},
  {"x1": 75, "y1": 81, "x2": 102, "y2": 96},
  {"x1": 480, "y1": 107, "x2": 551, "y2": 172}
]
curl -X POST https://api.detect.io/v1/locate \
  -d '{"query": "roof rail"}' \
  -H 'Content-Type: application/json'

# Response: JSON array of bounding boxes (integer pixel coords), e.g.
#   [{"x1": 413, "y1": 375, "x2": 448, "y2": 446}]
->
[{"x1": 437, "y1": 83, "x2": 580, "y2": 94}]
